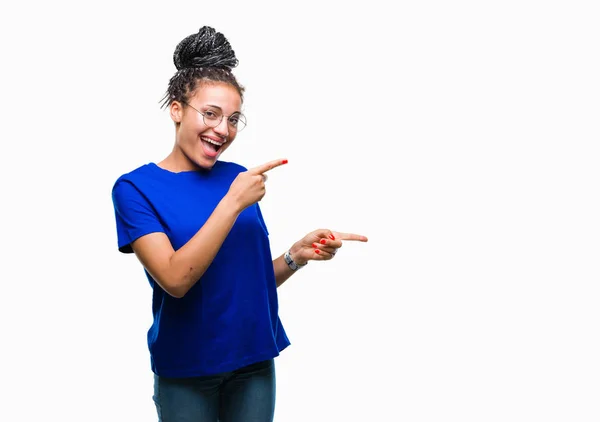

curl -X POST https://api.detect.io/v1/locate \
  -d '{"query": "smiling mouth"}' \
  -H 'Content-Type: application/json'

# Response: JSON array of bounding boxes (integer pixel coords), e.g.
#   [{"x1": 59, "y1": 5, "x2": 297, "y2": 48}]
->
[{"x1": 201, "y1": 136, "x2": 225, "y2": 153}]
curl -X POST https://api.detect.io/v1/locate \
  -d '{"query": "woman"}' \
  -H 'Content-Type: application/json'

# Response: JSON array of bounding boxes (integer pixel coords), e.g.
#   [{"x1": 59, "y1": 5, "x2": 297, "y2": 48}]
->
[{"x1": 111, "y1": 26, "x2": 368, "y2": 422}]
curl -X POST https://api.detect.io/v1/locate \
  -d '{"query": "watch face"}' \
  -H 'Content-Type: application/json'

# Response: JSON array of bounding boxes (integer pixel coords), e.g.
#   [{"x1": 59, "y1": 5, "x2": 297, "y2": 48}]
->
[{"x1": 285, "y1": 251, "x2": 298, "y2": 270}]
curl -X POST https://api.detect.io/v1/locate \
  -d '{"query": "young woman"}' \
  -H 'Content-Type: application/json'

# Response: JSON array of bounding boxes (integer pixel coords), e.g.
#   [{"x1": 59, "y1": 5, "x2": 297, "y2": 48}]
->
[{"x1": 111, "y1": 26, "x2": 368, "y2": 422}]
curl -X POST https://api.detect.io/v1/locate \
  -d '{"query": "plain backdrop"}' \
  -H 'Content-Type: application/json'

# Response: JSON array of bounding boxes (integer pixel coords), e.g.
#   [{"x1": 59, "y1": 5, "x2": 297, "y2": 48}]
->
[{"x1": 1, "y1": 1, "x2": 599, "y2": 421}]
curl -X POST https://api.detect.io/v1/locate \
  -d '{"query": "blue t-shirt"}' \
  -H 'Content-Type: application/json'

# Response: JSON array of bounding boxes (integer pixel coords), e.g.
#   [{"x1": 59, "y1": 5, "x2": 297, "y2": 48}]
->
[{"x1": 111, "y1": 161, "x2": 290, "y2": 377}]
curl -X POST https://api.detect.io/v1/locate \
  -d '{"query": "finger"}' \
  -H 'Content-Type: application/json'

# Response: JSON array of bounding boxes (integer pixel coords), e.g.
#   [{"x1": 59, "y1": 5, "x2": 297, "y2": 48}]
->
[
  {"x1": 249, "y1": 158, "x2": 288, "y2": 175},
  {"x1": 332, "y1": 231, "x2": 368, "y2": 242},
  {"x1": 315, "y1": 238, "x2": 343, "y2": 249},
  {"x1": 312, "y1": 248, "x2": 335, "y2": 260},
  {"x1": 311, "y1": 242, "x2": 338, "y2": 255}
]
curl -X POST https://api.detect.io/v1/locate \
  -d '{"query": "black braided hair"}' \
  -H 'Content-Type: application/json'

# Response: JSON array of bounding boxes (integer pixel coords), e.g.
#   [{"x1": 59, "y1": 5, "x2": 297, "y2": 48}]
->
[{"x1": 160, "y1": 26, "x2": 245, "y2": 109}]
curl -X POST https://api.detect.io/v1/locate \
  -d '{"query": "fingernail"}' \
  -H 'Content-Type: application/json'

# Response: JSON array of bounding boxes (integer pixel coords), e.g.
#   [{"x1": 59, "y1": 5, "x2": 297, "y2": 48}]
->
[
  {"x1": 320, "y1": 239, "x2": 327, "y2": 244},
  {"x1": 281, "y1": 159, "x2": 288, "y2": 164},
  {"x1": 312, "y1": 243, "x2": 318, "y2": 248},
  {"x1": 315, "y1": 249, "x2": 320, "y2": 254},
  {"x1": 329, "y1": 234, "x2": 335, "y2": 240}
]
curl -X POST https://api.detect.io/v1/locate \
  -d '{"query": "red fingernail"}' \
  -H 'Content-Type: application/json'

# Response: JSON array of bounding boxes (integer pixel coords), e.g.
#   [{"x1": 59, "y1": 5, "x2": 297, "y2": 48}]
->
[
  {"x1": 312, "y1": 243, "x2": 318, "y2": 248},
  {"x1": 315, "y1": 249, "x2": 320, "y2": 254},
  {"x1": 320, "y1": 239, "x2": 327, "y2": 244},
  {"x1": 329, "y1": 234, "x2": 335, "y2": 240},
  {"x1": 281, "y1": 159, "x2": 288, "y2": 164}
]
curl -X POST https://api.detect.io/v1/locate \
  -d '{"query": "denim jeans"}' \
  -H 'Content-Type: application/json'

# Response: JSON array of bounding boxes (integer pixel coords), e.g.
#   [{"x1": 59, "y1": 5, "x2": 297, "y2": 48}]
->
[{"x1": 153, "y1": 359, "x2": 276, "y2": 422}]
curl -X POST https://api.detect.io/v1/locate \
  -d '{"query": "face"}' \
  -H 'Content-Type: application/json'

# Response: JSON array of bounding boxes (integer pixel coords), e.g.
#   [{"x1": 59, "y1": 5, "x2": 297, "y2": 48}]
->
[{"x1": 170, "y1": 82, "x2": 243, "y2": 170}]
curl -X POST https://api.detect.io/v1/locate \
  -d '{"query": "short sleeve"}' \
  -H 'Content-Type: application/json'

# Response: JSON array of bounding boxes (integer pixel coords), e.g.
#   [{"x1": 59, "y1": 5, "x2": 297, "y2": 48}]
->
[{"x1": 112, "y1": 179, "x2": 166, "y2": 253}]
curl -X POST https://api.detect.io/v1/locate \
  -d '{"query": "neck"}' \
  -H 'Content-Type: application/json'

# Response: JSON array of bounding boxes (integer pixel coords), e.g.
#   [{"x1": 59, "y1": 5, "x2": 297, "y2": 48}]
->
[{"x1": 158, "y1": 146, "x2": 211, "y2": 173}]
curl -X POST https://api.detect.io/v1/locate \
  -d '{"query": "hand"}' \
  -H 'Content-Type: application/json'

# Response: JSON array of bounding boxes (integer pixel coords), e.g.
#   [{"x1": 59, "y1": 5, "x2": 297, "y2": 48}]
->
[
  {"x1": 226, "y1": 158, "x2": 288, "y2": 212},
  {"x1": 289, "y1": 229, "x2": 368, "y2": 265}
]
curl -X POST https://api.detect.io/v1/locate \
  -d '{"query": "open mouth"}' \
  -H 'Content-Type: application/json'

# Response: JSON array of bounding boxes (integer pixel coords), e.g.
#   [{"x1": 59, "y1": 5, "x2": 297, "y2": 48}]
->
[{"x1": 201, "y1": 136, "x2": 225, "y2": 157}]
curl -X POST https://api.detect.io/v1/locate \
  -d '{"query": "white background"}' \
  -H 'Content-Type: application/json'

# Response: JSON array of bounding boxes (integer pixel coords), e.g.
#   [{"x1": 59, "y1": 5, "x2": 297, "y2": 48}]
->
[{"x1": 1, "y1": 1, "x2": 599, "y2": 421}]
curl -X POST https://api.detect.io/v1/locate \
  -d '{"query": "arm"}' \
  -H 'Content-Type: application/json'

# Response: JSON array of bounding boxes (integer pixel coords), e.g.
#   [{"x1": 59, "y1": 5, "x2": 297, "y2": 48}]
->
[
  {"x1": 273, "y1": 246, "x2": 306, "y2": 288},
  {"x1": 131, "y1": 195, "x2": 241, "y2": 298},
  {"x1": 126, "y1": 158, "x2": 288, "y2": 298},
  {"x1": 273, "y1": 230, "x2": 368, "y2": 288}
]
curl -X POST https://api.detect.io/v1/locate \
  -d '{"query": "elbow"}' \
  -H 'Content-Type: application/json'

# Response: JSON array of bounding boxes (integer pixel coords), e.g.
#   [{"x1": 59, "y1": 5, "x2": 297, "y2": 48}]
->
[
  {"x1": 165, "y1": 286, "x2": 188, "y2": 299},
  {"x1": 150, "y1": 264, "x2": 202, "y2": 299},
  {"x1": 156, "y1": 272, "x2": 198, "y2": 299},
  {"x1": 160, "y1": 280, "x2": 191, "y2": 299}
]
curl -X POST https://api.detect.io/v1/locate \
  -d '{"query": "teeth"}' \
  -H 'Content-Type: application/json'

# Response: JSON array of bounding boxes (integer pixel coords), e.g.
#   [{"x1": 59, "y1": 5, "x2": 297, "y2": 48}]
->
[{"x1": 201, "y1": 136, "x2": 225, "y2": 146}]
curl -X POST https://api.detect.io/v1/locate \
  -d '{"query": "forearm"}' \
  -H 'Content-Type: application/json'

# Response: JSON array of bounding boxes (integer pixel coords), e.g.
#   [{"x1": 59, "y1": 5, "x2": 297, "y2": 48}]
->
[
  {"x1": 167, "y1": 196, "x2": 241, "y2": 296},
  {"x1": 273, "y1": 245, "x2": 305, "y2": 288},
  {"x1": 273, "y1": 254, "x2": 294, "y2": 287}
]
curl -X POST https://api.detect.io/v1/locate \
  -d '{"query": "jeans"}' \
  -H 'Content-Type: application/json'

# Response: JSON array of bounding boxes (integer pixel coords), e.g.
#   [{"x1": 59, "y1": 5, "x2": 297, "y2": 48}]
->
[{"x1": 153, "y1": 359, "x2": 276, "y2": 422}]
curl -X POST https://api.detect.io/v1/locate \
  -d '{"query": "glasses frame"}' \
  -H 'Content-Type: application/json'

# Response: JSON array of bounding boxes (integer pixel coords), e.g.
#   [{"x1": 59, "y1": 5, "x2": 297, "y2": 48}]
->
[{"x1": 181, "y1": 101, "x2": 246, "y2": 132}]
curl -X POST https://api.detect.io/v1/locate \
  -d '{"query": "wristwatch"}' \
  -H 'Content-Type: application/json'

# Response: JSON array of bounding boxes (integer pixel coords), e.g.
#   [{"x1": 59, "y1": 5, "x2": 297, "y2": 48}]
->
[{"x1": 284, "y1": 250, "x2": 307, "y2": 271}]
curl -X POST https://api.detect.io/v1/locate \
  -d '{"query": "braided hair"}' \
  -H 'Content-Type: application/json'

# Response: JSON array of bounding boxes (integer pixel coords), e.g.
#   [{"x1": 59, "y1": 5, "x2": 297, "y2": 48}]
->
[{"x1": 160, "y1": 26, "x2": 245, "y2": 109}]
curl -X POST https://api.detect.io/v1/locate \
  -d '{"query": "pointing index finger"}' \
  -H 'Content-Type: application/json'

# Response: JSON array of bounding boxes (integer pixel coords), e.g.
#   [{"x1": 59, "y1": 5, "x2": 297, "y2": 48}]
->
[
  {"x1": 332, "y1": 232, "x2": 369, "y2": 242},
  {"x1": 249, "y1": 159, "x2": 288, "y2": 175}
]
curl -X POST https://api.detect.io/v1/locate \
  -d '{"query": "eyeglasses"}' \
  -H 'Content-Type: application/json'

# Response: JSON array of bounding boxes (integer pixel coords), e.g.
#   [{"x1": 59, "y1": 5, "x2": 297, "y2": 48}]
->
[{"x1": 182, "y1": 101, "x2": 247, "y2": 132}]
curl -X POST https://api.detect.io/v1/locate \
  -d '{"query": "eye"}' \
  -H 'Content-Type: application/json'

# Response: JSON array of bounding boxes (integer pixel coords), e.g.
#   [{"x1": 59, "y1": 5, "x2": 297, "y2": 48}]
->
[
  {"x1": 228, "y1": 115, "x2": 240, "y2": 126},
  {"x1": 204, "y1": 110, "x2": 219, "y2": 120}
]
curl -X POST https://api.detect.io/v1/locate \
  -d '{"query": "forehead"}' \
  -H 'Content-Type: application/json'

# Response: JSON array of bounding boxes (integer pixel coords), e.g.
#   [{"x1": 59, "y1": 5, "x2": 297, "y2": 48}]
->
[{"x1": 191, "y1": 82, "x2": 241, "y2": 112}]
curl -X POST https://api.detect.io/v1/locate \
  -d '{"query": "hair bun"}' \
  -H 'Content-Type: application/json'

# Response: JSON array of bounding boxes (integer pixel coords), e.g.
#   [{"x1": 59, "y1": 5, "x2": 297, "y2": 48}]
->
[{"x1": 173, "y1": 26, "x2": 238, "y2": 71}]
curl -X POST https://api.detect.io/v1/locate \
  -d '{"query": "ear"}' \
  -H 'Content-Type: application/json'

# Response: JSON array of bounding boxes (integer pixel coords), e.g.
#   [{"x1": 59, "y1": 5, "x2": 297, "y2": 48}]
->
[{"x1": 170, "y1": 101, "x2": 184, "y2": 123}]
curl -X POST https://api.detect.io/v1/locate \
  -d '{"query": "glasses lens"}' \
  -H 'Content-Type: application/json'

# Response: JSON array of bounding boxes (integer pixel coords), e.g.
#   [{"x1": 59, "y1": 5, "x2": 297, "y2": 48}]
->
[
  {"x1": 203, "y1": 111, "x2": 221, "y2": 128},
  {"x1": 231, "y1": 114, "x2": 247, "y2": 132}
]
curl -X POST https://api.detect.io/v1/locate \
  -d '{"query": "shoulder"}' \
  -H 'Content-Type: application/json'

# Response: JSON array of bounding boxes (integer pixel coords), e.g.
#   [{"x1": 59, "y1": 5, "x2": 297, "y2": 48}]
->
[
  {"x1": 111, "y1": 163, "x2": 165, "y2": 207},
  {"x1": 112, "y1": 162, "x2": 174, "y2": 194},
  {"x1": 113, "y1": 163, "x2": 157, "y2": 187}
]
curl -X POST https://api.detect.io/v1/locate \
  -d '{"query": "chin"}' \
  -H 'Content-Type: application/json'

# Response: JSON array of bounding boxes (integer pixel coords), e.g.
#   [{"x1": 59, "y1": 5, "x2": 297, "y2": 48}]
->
[
  {"x1": 195, "y1": 159, "x2": 217, "y2": 171},
  {"x1": 200, "y1": 151, "x2": 227, "y2": 169}
]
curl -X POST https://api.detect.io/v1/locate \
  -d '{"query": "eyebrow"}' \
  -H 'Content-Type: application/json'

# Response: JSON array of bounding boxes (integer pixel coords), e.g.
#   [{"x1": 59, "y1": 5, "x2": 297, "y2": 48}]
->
[{"x1": 205, "y1": 104, "x2": 242, "y2": 114}]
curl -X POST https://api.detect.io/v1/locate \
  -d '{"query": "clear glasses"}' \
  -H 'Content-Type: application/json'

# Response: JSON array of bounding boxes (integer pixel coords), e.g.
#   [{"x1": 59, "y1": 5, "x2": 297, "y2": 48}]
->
[{"x1": 182, "y1": 101, "x2": 247, "y2": 132}]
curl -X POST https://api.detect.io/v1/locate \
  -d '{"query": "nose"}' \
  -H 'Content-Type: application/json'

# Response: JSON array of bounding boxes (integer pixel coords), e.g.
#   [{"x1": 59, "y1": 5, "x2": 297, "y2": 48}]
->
[{"x1": 213, "y1": 117, "x2": 229, "y2": 137}]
